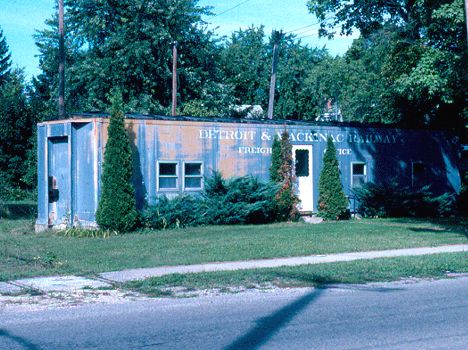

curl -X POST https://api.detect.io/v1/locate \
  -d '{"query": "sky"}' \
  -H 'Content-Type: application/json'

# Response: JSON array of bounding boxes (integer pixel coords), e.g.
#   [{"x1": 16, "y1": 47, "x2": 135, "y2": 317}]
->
[{"x1": 0, "y1": 0, "x2": 356, "y2": 79}]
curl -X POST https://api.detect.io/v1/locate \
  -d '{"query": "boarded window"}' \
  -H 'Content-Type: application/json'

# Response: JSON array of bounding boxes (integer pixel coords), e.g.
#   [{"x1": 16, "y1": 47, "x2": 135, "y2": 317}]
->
[
  {"x1": 295, "y1": 149, "x2": 309, "y2": 177},
  {"x1": 352, "y1": 163, "x2": 367, "y2": 187},
  {"x1": 158, "y1": 162, "x2": 178, "y2": 190},
  {"x1": 184, "y1": 162, "x2": 203, "y2": 190}
]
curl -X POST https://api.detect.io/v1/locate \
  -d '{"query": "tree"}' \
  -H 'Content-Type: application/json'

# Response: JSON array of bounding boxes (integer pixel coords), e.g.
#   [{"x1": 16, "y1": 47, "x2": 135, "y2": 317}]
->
[
  {"x1": 318, "y1": 137, "x2": 348, "y2": 220},
  {"x1": 0, "y1": 69, "x2": 36, "y2": 198},
  {"x1": 33, "y1": 8, "x2": 83, "y2": 120},
  {"x1": 0, "y1": 26, "x2": 11, "y2": 87},
  {"x1": 34, "y1": 0, "x2": 223, "y2": 114},
  {"x1": 273, "y1": 34, "x2": 328, "y2": 120},
  {"x1": 308, "y1": 0, "x2": 439, "y2": 39},
  {"x1": 96, "y1": 90, "x2": 138, "y2": 232},
  {"x1": 307, "y1": 0, "x2": 467, "y2": 130},
  {"x1": 220, "y1": 26, "x2": 329, "y2": 119},
  {"x1": 220, "y1": 26, "x2": 270, "y2": 107}
]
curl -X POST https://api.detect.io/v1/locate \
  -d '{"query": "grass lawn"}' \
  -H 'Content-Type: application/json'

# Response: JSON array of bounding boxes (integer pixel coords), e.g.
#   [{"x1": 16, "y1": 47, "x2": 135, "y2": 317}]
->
[
  {"x1": 123, "y1": 252, "x2": 468, "y2": 297},
  {"x1": 1, "y1": 217, "x2": 467, "y2": 281}
]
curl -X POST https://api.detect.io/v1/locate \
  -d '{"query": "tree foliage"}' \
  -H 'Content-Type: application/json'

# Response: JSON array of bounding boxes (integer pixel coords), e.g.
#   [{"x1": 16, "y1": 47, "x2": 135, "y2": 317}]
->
[
  {"x1": 269, "y1": 136, "x2": 282, "y2": 182},
  {"x1": 221, "y1": 26, "x2": 270, "y2": 107},
  {"x1": 318, "y1": 137, "x2": 348, "y2": 220},
  {"x1": 0, "y1": 29, "x2": 37, "y2": 198},
  {"x1": 0, "y1": 68, "x2": 36, "y2": 199},
  {"x1": 96, "y1": 90, "x2": 138, "y2": 232},
  {"x1": 307, "y1": 0, "x2": 467, "y2": 130},
  {"x1": 0, "y1": 26, "x2": 11, "y2": 86},
  {"x1": 275, "y1": 131, "x2": 300, "y2": 221},
  {"x1": 33, "y1": 0, "x2": 223, "y2": 114}
]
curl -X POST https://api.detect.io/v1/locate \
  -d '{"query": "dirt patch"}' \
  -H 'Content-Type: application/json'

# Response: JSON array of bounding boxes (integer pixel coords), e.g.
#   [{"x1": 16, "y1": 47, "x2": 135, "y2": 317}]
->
[{"x1": 0, "y1": 288, "x2": 150, "y2": 312}]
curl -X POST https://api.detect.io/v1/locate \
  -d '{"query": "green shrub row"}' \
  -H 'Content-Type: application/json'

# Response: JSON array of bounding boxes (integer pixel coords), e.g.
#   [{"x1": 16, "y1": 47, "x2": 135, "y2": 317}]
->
[
  {"x1": 353, "y1": 182, "x2": 458, "y2": 218},
  {"x1": 143, "y1": 172, "x2": 291, "y2": 230}
]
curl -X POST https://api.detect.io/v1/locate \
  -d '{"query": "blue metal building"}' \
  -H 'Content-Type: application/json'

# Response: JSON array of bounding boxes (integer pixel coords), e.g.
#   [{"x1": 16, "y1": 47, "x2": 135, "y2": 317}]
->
[{"x1": 35, "y1": 113, "x2": 461, "y2": 231}]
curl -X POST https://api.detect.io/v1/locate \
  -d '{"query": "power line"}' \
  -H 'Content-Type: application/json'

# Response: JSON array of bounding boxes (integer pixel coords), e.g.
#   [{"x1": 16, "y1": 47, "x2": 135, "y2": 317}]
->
[
  {"x1": 212, "y1": 0, "x2": 251, "y2": 18},
  {"x1": 295, "y1": 24, "x2": 341, "y2": 40},
  {"x1": 284, "y1": 23, "x2": 319, "y2": 34},
  {"x1": 284, "y1": 15, "x2": 334, "y2": 35},
  {"x1": 294, "y1": 26, "x2": 321, "y2": 36}
]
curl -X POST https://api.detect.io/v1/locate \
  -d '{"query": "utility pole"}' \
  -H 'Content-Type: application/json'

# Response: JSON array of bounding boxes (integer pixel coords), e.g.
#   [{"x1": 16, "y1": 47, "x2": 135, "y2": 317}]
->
[
  {"x1": 172, "y1": 41, "x2": 177, "y2": 116},
  {"x1": 267, "y1": 30, "x2": 281, "y2": 120},
  {"x1": 58, "y1": 0, "x2": 65, "y2": 118}
]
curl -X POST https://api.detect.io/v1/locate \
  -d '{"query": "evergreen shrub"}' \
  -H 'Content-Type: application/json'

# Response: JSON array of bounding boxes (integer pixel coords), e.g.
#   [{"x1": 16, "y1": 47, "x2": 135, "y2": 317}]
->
[
  {"x1": 272, "y1": 131, "x2": 300, "y2": 221},
  {"x1": 95, "y1": 90, "x2": 138, "y2": 232},
  {"x1": 353, "y1": 181, "x2": 457, "y2": 218},
  {"x1": 318, "y1": 137, "x2": 349, "y2": 220},
  {"x1": 143, "y1": 195, "x2": 203, "y2": 230},
  {"x1": 143, "y1": 173, "x2": 281, "y2": 229},
  {"x1": 457, "y1": 172, "x2": 468, "y2": 216},
  {"x1": 269, "y1": 135, "x2": 282, "y2": 183},
  {"x1": 203, "y1": 173, "x2": 279, "y2": 225}
]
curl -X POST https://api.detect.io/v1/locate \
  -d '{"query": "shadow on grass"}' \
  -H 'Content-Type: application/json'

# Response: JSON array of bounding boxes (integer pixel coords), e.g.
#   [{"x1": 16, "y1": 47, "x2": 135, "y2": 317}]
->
[
  {"x1": 224, "y1": 275, "x2": 402, "y2": 350},
  {"x1": 388, "y1": 217, "x2": 468, "y2": 239},
  {"x1": 0, "y1": 329, "x2": 42, "y2": 350},
  {"x1": 273, "y1": 272, "x2": 405, "y2": 292}
]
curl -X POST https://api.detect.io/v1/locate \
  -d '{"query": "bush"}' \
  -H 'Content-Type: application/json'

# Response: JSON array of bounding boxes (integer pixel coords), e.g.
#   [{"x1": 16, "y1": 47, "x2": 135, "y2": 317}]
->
[
  {"x1": 269, "y1": 135, "x2": 282, "y2": 183},
  {"x1": 271, "y1": 131, "x2": 300, "y2": 221},
  {"x1": 353, "y1": 181, "x2": 457, "y2": 218},
  {"x1": 95, "y1": 90, "x2": 138, "y2": 232},
  {"x1": 143, "y1": 195, "x2": 204, "y2": 230},
  {"x1": 0, "y1": 201, "x2": 36, "y2": 219},
  {"x1": 203, "y1": 174, "x2": 279, "y2": 225},
  {"x1": 318, "y1": 137, "x2": 348, "y2": 220},
  {"x1": 143, "y1": 173, "x2": 282, "y2": 230},
  {"x1": 457, "y1": 173, "x2": 468, "y2": 216}
]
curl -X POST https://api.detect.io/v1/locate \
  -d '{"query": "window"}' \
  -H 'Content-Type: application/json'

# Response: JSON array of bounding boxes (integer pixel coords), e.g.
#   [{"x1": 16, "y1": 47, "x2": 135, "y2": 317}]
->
[
  {"x1": 184, "y1": 162, "x2": 203, "y2": 190},
  {"x1": 412, "y1": 161, "x2": 425, "y2": 187},
  {"x1": 158, "y1": 162, "x2": 178, "y2": 190},
  {"x1": 295, "y1": 149, "x2": 309, "y2": 177},
  {"x1": 351, "y1": 162, "x2": 367, "y2": 187}
]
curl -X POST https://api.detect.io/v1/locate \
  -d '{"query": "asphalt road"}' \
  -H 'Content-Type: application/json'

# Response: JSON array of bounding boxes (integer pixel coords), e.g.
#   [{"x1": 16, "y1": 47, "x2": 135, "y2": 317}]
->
[{"x1": 1, "y1": 278, "x2": 467, "y2": 350}]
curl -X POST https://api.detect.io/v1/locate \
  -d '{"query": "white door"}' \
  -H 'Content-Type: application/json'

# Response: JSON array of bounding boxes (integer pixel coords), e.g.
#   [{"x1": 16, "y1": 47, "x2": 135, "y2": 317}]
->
[{"x1": 292, "y1": 145, "x2": 313, "y2": 212}]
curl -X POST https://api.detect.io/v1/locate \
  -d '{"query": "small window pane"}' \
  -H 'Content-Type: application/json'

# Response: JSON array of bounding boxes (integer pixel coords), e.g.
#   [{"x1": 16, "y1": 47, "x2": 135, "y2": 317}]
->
[
  {"x1": 159, "y1": 177, "x2": 177, "y2": 189},
  {"x1": 159, "y1": 163, "x2": 176, "y2": 176},
  {"x1": 352, "y1": 163, "x2": 365, "y2": 175},
  {"x1": 185, "y1": 177, "x2": 202, "y2": 189},
  {"x1": 295, "y1": 150, "x2": 309, "y2": 177},
  {"x1": 185, "y1": 163, "x2": 201, "y2": 176},
  {"x1": 352, "y1": 163, "x2": 366, "y2": 187},
  {"x1": 352, "y1": 176, "x2": 366, "y2": 187}
]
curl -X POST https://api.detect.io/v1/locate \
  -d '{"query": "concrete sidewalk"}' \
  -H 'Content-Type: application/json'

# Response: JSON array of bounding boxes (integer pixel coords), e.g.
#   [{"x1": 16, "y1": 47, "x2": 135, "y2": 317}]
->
[{"x1": 1, "y1": 244, "x2": 467, "y2": 294}]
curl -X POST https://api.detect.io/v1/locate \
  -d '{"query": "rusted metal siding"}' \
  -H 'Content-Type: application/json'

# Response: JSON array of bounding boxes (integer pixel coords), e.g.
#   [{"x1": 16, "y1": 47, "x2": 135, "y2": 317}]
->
[
  {"x1": 36, "y1": 115, "x2": 461, "y2": 230},
  {"x1": 36, "y1": 119, "x2": 100, "y2": 231}
]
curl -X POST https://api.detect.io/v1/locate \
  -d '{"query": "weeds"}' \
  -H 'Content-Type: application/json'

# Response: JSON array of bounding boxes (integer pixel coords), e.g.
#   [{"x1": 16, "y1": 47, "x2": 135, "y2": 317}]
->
[{"x1": 56, "y1": 227, "x2": 119, "y2": 238}]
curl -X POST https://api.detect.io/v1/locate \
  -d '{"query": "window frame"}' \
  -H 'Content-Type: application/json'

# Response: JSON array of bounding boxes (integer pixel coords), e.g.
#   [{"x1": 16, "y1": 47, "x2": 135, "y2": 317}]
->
[
  {"x1": 351, "y1": 161, "x2": 367, "y2": 188},
  {"x1": 183, "y1": 161, "x2": 203, "y2": 191},
  {"x1": 157, "y1": 161, "x2": 179, "y2": 191}
]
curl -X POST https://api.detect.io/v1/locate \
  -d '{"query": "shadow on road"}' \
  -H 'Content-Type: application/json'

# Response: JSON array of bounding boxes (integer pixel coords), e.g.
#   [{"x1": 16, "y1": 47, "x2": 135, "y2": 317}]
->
[
  {"x1": 0, "y1": 329, "x2": 42, "y2": 350},
  {"x1": 224, "y1": 287, "x2": 324, "y2": 350},
  {"x1": 224, "y1": 279, "x2": 405, "y2": 350}
]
